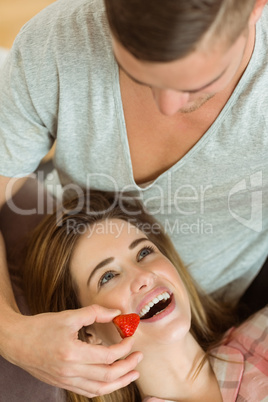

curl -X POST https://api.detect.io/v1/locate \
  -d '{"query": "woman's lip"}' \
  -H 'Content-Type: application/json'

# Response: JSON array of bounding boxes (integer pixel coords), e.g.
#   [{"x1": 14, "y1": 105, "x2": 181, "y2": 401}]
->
[
  {"x1": 140, "y1": 294, "x2": 175, "y2": 323},
  {"x1": 135, "y1": 287, "x2": 171, "y2": 316}
]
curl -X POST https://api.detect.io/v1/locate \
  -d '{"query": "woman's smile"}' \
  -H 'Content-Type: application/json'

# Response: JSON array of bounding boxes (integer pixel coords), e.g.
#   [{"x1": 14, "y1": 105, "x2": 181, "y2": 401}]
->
[{"x1": 137, "y1": 288, "x2": 174, "y2": 321}]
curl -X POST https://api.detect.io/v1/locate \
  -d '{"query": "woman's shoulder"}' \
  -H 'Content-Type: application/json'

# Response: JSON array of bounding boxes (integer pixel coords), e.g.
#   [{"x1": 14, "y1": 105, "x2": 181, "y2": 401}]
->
[
  {"x1": 235, "y1": 306, "x2": 268, "y2": 334},
  {"x1": 229, "y1": 306, "x2": 268, "y2": 360}
]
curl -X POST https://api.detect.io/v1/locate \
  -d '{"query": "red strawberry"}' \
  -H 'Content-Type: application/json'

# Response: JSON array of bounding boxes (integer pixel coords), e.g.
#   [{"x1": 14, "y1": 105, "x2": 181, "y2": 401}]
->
[{"x1": 113, "y1": 313, "x2": 140, "y2": 339}]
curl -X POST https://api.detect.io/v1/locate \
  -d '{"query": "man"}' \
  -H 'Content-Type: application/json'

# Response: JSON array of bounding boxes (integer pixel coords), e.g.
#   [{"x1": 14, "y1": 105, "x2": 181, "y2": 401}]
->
[{"x1": 0, "y1": 0, "x2": 267, "y2": 400}]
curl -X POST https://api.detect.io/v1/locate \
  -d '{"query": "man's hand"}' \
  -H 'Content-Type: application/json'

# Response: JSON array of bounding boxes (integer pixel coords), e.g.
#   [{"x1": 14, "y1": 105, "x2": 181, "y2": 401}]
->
[{"x1": 2, "y1": 305, "x2": 143, "y2": 398}]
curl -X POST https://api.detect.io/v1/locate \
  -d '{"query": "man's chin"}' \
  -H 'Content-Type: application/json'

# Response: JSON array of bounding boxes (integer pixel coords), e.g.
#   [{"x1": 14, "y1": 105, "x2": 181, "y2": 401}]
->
[{"x1": 178, "y1": 93, "x2": 215, "y2": 114}]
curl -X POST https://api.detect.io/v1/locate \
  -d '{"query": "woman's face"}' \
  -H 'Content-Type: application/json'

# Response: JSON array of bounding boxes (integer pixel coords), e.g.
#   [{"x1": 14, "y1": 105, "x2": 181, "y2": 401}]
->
[{"x1": 70, "y1": 219, "x2": 191, "y2": 347}]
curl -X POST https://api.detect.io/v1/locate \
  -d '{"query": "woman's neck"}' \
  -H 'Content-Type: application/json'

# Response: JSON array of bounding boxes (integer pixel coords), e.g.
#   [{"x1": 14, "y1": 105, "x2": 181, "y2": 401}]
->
[{"x1": 135, "y1": 333, "x2": 222, "y2": 402}]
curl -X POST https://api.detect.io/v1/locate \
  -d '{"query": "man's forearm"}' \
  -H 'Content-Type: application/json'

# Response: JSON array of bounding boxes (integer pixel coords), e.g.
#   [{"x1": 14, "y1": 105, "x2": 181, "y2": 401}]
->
[
  {"x1": 0, "y1": 231, "x2": 20, "y2": 355},
  {"x1": 0, "y1": 231, "x2": 19, "y2": 310}
]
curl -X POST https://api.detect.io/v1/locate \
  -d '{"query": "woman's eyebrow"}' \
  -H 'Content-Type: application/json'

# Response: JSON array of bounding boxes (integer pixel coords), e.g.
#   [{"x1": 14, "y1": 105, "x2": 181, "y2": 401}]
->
[
  {"x1": 116, "y1": 57, "x2": 227, "y2": 93},
  {"x1": 86, "y1": 237, "x2": 148, "y2": 286},
  {"x1": 87, "y1": 257, "x2": 114, "y2": 286},
  {"x1": 128, "y1": 237, "x2": 149, "y2": 250}
]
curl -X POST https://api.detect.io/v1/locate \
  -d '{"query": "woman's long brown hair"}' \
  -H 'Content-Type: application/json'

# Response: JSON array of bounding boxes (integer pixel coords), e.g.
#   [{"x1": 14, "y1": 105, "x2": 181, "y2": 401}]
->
[{"x1": 23, "y1": 190, "x2": 235, "y2": 402}]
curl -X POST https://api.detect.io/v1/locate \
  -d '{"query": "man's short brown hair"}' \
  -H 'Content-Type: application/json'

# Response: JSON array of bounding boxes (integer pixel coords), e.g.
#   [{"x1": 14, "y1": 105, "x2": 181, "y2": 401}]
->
[{"x1": 104, "y1": 0, "x2": 256, "y2": 61}]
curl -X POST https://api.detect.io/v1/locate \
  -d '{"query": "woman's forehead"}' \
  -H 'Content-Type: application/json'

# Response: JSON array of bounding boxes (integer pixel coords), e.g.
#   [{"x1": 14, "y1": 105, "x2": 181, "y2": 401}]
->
[{"x1": 73, "y1": 218, "x2": 148, "y2": 255}]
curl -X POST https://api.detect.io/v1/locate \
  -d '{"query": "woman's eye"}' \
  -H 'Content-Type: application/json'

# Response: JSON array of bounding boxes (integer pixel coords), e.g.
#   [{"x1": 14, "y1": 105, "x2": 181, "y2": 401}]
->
[
  {"x1": 99, "y1": 271, "x2": 116, "y2": 287},
  {"x1": 137, "y1": 246, "x2": 154, "y2": 261}
]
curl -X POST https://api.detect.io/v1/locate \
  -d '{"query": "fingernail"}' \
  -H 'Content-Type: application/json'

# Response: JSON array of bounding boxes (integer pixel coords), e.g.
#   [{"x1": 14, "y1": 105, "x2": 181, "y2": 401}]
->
[
  {"x1": 131, "y1": 373, "x2": 139, "y2": 382},
  {"x1": 137, "y1": 354, "x2": 143, "y2": 363}
]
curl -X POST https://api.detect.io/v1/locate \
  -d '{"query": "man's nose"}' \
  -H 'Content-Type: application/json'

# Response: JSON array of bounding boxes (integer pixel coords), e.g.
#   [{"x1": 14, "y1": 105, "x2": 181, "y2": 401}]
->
[
  {"x1": 130, "y1": 266, "x2": 156, "y2": 293},
  {"x1": 152, "y1": 88, "x2": 190, "y2": 116}
]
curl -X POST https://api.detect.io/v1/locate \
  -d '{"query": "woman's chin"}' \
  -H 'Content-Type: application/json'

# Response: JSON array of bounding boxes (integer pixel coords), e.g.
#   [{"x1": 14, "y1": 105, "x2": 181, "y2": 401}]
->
[{"x1": 136, "y1": 314, "x2": 191, "y2": 346}]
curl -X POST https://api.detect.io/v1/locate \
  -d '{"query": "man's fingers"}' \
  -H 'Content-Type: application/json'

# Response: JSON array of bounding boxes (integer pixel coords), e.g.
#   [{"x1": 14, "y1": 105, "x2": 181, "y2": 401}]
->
[
  {"x1": 70, "y1": 305, "x2": 121, "y2": 329},
  {"x1": 59, "y1": 351, "x2": 142, "y2": 383},
  {"x1": 27, "y1": 351, "x2": 142, "y2": 395},
  {"x1": 86, "y1": 352, "x2": 142, "y2": 383},
  {"x1": 63, "y1": 369, "x2": 140, "y2": 399},
  {"x1": 76, "y1": 336, "x2": 138, "y2": 365}
]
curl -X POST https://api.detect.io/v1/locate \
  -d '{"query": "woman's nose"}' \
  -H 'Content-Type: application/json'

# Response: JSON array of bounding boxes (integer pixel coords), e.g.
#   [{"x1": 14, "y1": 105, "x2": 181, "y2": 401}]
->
[
  {"x1": 130, "y1": 266, "x2": 156, "y2": 293},
  {"x1": 152, "y1": 88, "x2": 190, "y2": 116}
]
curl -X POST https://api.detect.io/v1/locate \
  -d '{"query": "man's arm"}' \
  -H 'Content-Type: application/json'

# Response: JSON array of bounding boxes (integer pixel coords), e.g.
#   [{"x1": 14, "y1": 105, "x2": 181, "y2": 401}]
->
[
  {"x1": 0, "y1": 175, "x2": 142, "y2": 398},
  {"x1": 0, "y1": 175, "x2": 28, "y2": 315}
]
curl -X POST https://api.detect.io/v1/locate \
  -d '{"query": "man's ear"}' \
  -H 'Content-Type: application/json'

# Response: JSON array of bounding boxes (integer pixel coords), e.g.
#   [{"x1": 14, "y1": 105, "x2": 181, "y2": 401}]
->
[
  {"x1": 249, "y1": 0, "x2": 268, "y2": 25},
  {"x1": 84, "y1": 325, "x2": 103, "y2": 345}
]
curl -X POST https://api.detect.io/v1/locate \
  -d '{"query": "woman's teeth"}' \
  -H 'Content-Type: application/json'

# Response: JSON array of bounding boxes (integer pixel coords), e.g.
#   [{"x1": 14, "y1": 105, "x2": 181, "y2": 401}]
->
[{"x1": 139, "y1": 291, "x2": 170, "y2": 318}]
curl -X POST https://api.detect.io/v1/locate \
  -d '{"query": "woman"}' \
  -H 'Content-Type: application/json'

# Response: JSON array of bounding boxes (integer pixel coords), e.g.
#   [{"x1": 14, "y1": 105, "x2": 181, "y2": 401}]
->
[{"x1": 23, "y1": 191, "x2": 268, "y2": 402}]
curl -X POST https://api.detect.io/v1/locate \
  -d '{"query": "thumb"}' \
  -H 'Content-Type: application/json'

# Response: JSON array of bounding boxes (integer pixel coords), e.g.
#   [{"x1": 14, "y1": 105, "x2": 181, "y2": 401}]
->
[{"x1": 71, "y1": 305, "x2": 121, "y2": 328}]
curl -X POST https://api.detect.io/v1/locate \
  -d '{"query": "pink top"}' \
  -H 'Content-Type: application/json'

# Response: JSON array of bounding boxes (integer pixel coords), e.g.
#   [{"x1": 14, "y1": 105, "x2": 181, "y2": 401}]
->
[{"x1": 209, "y1": 306, "x2": 268, "y2": 401}]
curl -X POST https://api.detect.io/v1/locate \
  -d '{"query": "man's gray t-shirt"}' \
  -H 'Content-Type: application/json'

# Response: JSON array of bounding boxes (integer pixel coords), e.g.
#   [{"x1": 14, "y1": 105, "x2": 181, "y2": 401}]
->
[{"x1": 0, "y1": 0, "x2": 267, "y2": 301}]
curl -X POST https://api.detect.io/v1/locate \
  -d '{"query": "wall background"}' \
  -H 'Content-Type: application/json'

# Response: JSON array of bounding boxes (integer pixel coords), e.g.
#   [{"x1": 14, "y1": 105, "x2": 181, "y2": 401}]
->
[{"x1": 0, "y1": 0, "x2": 55, "y2": 48}]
